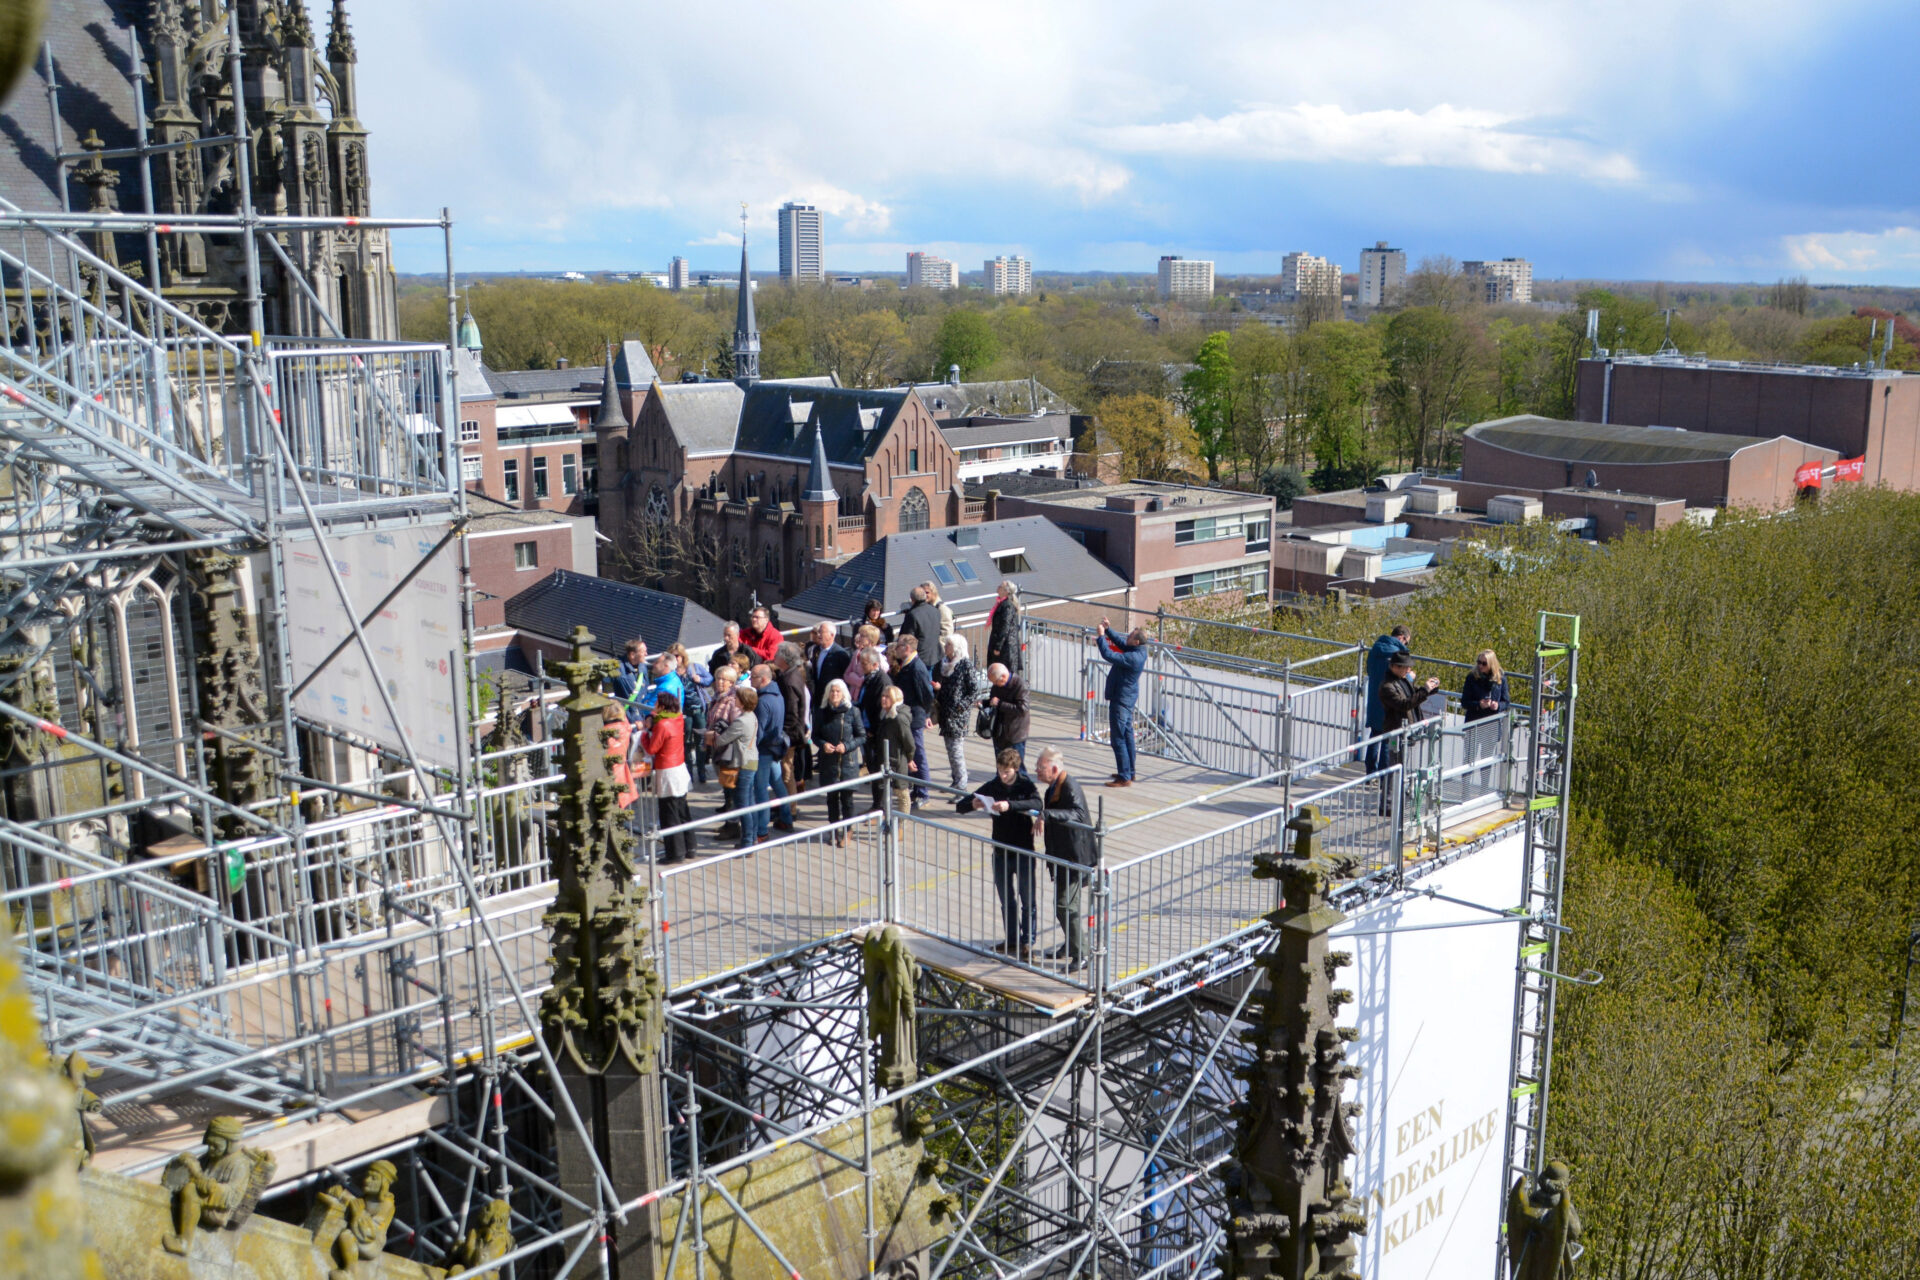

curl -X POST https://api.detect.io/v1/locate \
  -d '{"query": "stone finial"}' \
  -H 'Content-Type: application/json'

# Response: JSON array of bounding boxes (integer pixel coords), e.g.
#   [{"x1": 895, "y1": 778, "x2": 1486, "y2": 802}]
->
[
  {"x1": 1222, "y1": 804, "x2": 1367, "y2": 1280},
  {"x1": 864, "y1": 925, "x2": 919, "y2": 1091},
  {"x1": 1507, "y1": 1160, "x2": 1582, "y2": 1280},
  {"x1": 159, "y1": 1116, "x2": 276, "y2": 1255}
]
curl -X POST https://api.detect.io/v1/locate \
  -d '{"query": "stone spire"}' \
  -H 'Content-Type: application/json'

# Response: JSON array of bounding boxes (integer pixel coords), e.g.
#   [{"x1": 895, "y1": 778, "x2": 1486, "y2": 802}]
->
[
  {"x1": 802, "y1": 424, "x2": 836, "y2": 503},
  {"x1": 594, "y1": 343, "x2": 628, "y2": 432},
  {"x1": 326, "y1": 0, "x2": 358, "y2": 117},
  {"x1": 1222, "y1": 805, "x2": 1368, "y2": 1280},
  {"x1": 733, "y1": 205, "x2": 760, "y2": 387}
]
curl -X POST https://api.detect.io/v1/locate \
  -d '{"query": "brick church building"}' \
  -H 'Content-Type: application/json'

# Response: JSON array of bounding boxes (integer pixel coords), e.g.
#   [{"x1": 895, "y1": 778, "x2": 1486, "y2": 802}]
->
[{"x1": 594, "y1": 231, "x2": 987, "y2": 618}]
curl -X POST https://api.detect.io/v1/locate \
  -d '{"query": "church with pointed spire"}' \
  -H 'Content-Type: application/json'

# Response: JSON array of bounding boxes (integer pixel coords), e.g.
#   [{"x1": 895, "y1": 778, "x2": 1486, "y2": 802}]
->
[{"x1": 592, "y1": 215, "x2": 980, "y2": 617}]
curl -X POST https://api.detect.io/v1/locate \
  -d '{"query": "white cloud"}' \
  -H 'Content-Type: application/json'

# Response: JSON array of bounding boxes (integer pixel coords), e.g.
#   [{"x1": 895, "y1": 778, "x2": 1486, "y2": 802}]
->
[
  {"x1": 1783, "y1": 226, "x2": 1920, "y2": 275},
  {"x1": 1102, "y1": 103, "x2": 1640, "y2": 182}
]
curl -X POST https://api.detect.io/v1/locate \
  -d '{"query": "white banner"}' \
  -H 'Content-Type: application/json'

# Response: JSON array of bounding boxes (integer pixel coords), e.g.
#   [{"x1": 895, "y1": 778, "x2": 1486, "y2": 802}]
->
[
  {"x1": 1344, "y1": 830, "x2": 1526, "y2": 1280},
  {"x1": 286, "y1": 522, "x2": 462, "y2": 768}
]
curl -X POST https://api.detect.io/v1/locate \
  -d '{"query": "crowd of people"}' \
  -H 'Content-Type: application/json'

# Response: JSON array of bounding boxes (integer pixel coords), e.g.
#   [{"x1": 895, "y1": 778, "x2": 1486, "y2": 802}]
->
[
  {"x1": 603, "y1": 580, "x2": 1034, "y2": 861},
  {"x1": 596, "y1": 590, "x2": 1507, "y2": 977}
]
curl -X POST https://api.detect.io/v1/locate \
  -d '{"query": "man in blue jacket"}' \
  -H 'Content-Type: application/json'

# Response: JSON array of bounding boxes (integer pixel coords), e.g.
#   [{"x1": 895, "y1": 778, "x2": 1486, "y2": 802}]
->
[
  {"x1": 1096, "y1": 618, "x2": 1148, "y2": 787},
  {"x1": 1364, "y1": 625, "x2": 1411, "y2": 772}
]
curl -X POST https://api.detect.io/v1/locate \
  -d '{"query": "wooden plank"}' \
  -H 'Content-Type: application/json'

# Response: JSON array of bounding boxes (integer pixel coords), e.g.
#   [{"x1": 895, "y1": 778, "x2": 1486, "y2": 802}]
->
[{"x1": 865, "y1": 926, "x2": 1091, "y2": 1017}]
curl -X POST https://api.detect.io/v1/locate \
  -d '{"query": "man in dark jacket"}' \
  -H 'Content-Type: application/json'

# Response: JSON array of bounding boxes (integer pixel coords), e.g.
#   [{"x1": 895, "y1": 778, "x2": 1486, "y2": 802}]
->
[
  {"x1": 1364, "y1": 626, "x2": 1411, "y2": 772},
  {"x1": 986, "y1": 664, "x2": 1030, "y2": 768},
  {"x1": 900, "y1": 586, "x2": 943, "y2": 656},
  {"x1": 890, "y1": 637, "x2": 936, "y2": 806},
  {"x1": 805, "y1": 621, "x2": 852, "y2": 703},
  {"x1": 1031, "y1": 747, "x2": 1096, "y2": 973},
  {"x1": 961, "y1": 748, "x2": 1041, "y2": 957},
  {"x1": 710, "y1": 622, "x2": 750, "y2": 676},
  {"x1": 1376, "y1": 650, "x2": 1439, "y2": 815},
  {"x1": 1096, "y1": 618, "x2": 1148, "y2": 786},
  {"x1": 749, "y1": 665, "x2": 794, "y2": 830}
]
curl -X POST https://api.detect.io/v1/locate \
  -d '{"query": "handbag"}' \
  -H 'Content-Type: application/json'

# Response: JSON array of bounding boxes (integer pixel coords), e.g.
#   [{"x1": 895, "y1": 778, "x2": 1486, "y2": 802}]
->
[
  {"x1": 716, "y1": 765, "x2": 741, "y2": 790},
  {"x1": 974, "y1": 703, "x2": 997, "y2": 741}
]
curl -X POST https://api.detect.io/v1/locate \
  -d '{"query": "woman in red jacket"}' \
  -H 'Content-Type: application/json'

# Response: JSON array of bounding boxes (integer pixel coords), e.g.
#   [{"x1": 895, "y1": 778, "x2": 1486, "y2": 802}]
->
[{"x1": 645, "y1": 692, "x2": 694, "y2": 863}]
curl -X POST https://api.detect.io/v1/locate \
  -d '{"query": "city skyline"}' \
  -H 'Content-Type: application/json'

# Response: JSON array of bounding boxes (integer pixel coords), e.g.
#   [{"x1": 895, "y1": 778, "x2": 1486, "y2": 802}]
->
[{"x1": 359, "y1": 1, "x2": 1920, "y2": 284}]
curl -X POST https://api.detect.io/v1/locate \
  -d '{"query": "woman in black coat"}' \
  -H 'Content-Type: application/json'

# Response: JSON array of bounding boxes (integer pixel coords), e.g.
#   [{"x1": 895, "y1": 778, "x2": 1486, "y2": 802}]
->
[
  {"x1": 856, "y1": 650, "x2": 894, "y2": 810},
  {"x1": 813, "y1": 678, "x2": 866, "y2": 843},
  {"x1": 1459, "y1": 650, "x2": 1510, "y2": 722},
  {"x1": 862, "y1": 599, "x2": 896, "y2": 646},
  {"x1": 986, "y1": 581, "x2": 1023, "y2": 674}
]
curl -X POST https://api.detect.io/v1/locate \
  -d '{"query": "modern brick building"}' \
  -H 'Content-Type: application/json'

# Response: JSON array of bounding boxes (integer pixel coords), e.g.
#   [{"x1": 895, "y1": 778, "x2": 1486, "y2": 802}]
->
[
  {"x1": 465, "y1": 494, "x2": 598, "y2": 659},
  {"x1": 987, "y1": 477, "x2": 1275, "y2": 613},
  {"x1": 1574, "y1": 355, "x2": 1920, "y2": 491}
]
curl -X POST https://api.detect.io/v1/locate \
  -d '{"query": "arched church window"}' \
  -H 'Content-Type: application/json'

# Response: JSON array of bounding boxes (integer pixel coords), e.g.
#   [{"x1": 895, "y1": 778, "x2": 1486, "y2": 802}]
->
[
  {"x1": 898, "y1": 486, "x2": 930, "y2": 533},
  {"x1": 645, "y1": 486, "x2": 670, "y2": 524}
]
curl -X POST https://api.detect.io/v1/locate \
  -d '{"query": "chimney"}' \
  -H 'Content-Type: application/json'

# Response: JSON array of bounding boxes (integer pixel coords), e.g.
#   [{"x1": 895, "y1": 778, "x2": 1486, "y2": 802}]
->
[
  {"x1": 953, "y1": 527, "x2": 979, "y2": 547},
  {"x1": 556, "y1": 357, "x2": 570, "y2": 369},
  {"x1": 948, "y1": 364, "x2": 961, "y2": 388}
]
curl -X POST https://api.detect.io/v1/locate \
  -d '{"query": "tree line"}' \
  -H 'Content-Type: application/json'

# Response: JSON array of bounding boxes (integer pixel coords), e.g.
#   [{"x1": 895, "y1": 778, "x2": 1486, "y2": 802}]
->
[{"x1": 400, "y1": 261, "x2": 1916, "y2": 500}]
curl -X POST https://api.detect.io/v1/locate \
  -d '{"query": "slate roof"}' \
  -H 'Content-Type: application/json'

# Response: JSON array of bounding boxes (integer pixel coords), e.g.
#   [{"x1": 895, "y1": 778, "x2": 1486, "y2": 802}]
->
[
  {"x1": 655, "y1": 380, "x2": 748, "y2": 456},
  {"x1": 1466, "y1": 416, "x2": 1785, "y2": 465},
  {"x1": 941, "y1": 415, "x2": 1073, "y2": 450},
  {"x1": 0, "y1": 0, "x2": 138, "y2": 213},
  {"x1": 735, "y1": 384, "x2": 911, "y2": 466},
  {"x1": 614, "y1": 340, "x2": 660, "y2": 389},
  {"x1": 504, "y1": 569, "x2": 728, "y2": 656},
  {"x1": 776, "y1": 517, "x2": 1128, "y2": 627},
  {"x1": 483, "y1": 367, "x2": 601, "y2": 400},
  {"x1": 907, "y1": 379, "x2": 1076, "y2": 418}
]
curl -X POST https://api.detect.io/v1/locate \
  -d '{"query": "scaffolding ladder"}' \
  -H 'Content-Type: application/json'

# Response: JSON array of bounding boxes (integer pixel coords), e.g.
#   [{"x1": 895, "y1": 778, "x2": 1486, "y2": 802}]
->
[{"x1": 1496, "y1": 610, "x2": 1581, "y2": 1269}]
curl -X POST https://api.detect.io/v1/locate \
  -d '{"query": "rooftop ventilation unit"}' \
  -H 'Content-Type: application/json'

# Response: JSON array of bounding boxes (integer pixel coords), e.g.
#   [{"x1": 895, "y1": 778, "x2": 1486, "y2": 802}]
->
[{"x1": 953, "y1": 527, "x2": 980, "y2": 546}]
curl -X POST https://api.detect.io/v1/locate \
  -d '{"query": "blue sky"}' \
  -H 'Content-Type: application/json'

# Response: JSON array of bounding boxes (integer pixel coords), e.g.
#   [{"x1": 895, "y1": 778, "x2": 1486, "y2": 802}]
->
[{"x1": 361, "y1": 0, "x2": 1920, "y2": 283}]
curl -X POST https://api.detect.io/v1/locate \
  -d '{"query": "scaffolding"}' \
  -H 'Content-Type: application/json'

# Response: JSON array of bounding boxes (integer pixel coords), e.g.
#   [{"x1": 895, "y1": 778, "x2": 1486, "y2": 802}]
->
[{"x1": 2, "y1": 199, "x2": 1582, "y2": 1279}]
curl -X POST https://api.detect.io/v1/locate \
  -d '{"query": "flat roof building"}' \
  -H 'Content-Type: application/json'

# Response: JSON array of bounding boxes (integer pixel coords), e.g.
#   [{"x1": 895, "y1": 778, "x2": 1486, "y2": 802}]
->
[
  {"x1": 906, "y1": 251, "x2": 961, "y2": 291},
  {"x1": 1282, "y1": 252, "x2": 1341, "y2": 301},
  {"x1": 985, "y1": 255, "x2": 1033, "y2": 295},
  {"x1": 1461, "y1": 415, "x2": 1834, "y2": 511},
  {"x1": 779, "y1": 202, "x2": 825, "y2": 281},
  {"x1": 1158, "y1": 255, "x2": 1214, "y2": 302},
  {"x1": 1574, "y1": 355, "x2": 1920, "y2": 491},
  {"x1": 1358, "y1": 242, "x2": 1405, "y2": 308},
  {"x1": 1462, "y1": 258, "x2": 1532, "y2": 304}
]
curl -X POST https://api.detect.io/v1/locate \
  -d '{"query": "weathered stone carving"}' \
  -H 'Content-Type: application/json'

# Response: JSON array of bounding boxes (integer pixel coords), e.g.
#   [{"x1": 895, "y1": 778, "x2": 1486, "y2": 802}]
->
[
  {"x1": 1507, "y1": 1160, "x2": 1582, "y2": 1280},
  {"x1": 60, "y1": 1049, "x2": 103, "y2": 1166},
  {"x1": 191, "y1": 552, "x2": 276, "y2": 838},
  {"x1": 436, "y1": 1198, "x2": 513, "y2": 1280},
  {"x1": 539, "y1": 625, "x2": 665, "y2": 1075},
  {"x1": 1221, "y1": 805, "x2": 1367, "y2": 1280},
  {"x1": 309, "y1": 1158, "x2": 399, "y2": 1280},
  {"x1": 159, "y1": 1115, "x2": 276, "y2": 1255},
  {"x1": 865, "y1": 923, "x2": 920, "y2": 1090}
]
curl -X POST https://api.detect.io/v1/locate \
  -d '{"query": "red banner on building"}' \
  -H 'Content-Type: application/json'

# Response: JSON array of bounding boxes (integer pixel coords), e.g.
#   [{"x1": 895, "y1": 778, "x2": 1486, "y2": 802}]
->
[
  {"x1": 1834, "y1": 456, "x2": 1866, "y2": 482},
  {"x1": 1794, "y1": 461, "x2": 1824, "y2": 488}
]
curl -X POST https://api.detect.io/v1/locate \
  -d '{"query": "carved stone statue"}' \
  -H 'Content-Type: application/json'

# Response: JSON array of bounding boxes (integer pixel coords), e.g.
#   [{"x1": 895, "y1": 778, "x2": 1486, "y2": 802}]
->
[
  {"x1": 438, "y1": 1198, "x2": 514, "y2": 1280},
  {"x1": 310, "y1": 1158, "x2": 398, "y2": 1280},
  {"x1": 159, "y1": 1115, "x2": 275, "y2": 1255},
  {"x1": 1507, "y1": 1160, "x2": 1581, "y2": 1280},
  {"x1": 865, "y1": 925, "x2": 919, "y2": 1090},
  {"x1": 59, "y1": 1051, "x2": 103, "y2": 1167}
]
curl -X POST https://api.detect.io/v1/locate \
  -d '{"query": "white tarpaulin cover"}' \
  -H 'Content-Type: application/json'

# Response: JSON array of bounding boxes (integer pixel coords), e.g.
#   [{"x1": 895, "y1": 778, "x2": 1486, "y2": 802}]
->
[
  {"x1": 286, "y1": 522, "x2": 462, "y2": 768},
  {"x1": 1344, "y1": 829, "x2": 1527, "y2": 1279}
]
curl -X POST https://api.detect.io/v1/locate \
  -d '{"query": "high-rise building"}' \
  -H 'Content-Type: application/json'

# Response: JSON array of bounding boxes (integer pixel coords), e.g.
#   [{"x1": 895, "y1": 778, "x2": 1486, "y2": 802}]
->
[
  {"x1": 778, "y1": 202, "x2": 825, "y2": 281},
  {"x1": 906, "y1": 251, "x2": 961, "y2": 291},
  {"x1": 985, "y1": 255, "x2": 1033, "y2": 295},
  {"x1": 1462, "y1": 258, "x2": 1533, "y2": 304},
  {"x1": 1158, "y1": 255, "x2": 1214, "y2": 301},
  {"x1": 1281, "y1": 252, "x2": 1341, "y2": 301},
  {"x1": 1358, "y1": 242, "x2": 1405, "y2": 308},
  {"x1": 667, "y1": 256, "x2": 691, "y2": 291}
]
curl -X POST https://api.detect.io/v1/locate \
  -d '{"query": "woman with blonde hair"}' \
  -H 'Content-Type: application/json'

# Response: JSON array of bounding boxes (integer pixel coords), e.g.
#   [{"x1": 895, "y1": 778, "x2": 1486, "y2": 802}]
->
[{"x1": 1460, "y1": 650, "x2": 1509, "y2": 723}]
